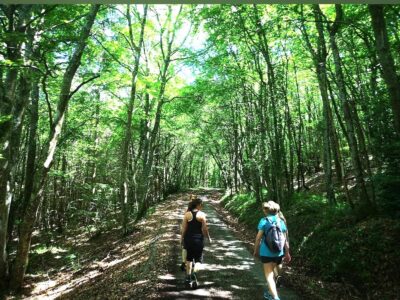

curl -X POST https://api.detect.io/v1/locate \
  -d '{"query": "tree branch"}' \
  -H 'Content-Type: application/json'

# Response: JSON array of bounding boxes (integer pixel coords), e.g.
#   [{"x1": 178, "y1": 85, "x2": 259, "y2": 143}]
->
[
  {"x1": 92, "y1": 34, "x2": 133, "y2": 72},
  {"x1": 69, "y1": 74, "x2": 100, "y2": 99}
]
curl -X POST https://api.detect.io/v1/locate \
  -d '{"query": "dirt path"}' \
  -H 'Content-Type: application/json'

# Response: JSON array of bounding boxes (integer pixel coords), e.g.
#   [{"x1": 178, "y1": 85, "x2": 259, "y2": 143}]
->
[
  {"x1": 10, "y1": 190, "x2": 300, "y2": 299},
  {"x1": 156, "y1": 190, "x2": 300, "y2": 299}
]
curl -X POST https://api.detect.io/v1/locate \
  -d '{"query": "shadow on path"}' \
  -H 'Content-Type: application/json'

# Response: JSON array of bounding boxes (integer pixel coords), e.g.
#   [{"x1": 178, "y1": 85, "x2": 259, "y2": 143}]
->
[{"x1": 157, "y1": 190, "x2": 300, "y2": 299}]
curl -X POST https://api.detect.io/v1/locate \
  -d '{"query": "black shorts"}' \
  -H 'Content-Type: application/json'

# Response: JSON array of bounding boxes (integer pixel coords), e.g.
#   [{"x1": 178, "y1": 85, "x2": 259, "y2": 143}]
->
[
  {"x1": 260, "y1": 255, "x2": 283, "y2": 264},
  {"x1": 184, "y1": 236, "x2": 204, "y2": 263}
]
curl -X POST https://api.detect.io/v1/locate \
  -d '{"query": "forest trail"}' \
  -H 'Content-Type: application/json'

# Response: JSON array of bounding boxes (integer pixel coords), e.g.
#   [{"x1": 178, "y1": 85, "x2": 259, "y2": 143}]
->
[
  {"x1": 14, "y1": 190, "x2": 300, "y2": 300},
  {"x1": 156, "y1": 189, "x2": 300, "y2": 299}
]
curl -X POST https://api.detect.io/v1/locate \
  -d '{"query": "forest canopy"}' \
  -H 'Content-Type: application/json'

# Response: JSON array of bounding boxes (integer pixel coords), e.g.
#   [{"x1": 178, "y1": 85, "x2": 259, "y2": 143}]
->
[{"x1": 0, "y1": 3, "x2": 399, "y2": 295}]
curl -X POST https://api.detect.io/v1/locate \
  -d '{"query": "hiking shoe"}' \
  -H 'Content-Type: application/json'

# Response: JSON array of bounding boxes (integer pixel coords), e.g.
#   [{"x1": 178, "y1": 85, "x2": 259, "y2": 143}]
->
[
  {"x1": 263, "y1": 290, "x2": 273, "y2": 300},
  {"x1": 190, "y1": 279, "x2": 198, "y2": 289},
  {"x1": 185, "y1": 276, "x2": 191, "y2": 288},
  {"x1": 180, "y1": 262, "x2": 186, "y2": 271},
  {"x1": 188, "y1": 272, "x2": 198, "y2": 289},
  {"x1": 192, "y1": 272, "x2": 198, "y2": 284}
]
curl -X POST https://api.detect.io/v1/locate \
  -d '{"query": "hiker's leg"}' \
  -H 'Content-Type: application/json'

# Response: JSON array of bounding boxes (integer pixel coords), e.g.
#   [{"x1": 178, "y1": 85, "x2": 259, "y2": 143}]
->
[
  {"x1": 274, "y1": 263, "x2": 282, "y2": 277},
  {"x1": 193, "y1": 262, "x2": 201, "y2": 273},
  {"x1": 264, "y1": 262, "x2": 278, "y2": 299},
  {"x1": 186, "y1": 244, "x2": 193, "y2": 276},
  {"x1": 182, "y1": 249, "x2": 187, "y2": 263},
  {"x1": 186, "y1": 260, "x2": 192, "y2": 276},
  {"x1": 193, "y1": 243, "x2": 204, "y2": 273}
]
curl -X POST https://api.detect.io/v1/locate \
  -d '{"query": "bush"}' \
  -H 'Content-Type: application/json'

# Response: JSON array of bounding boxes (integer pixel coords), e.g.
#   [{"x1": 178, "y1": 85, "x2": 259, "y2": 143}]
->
[
  {"x1": 222, "y1": 192, "x2": 263, "y2": 229},
  {"x1": 374, "y1": 173, "x2": 400, "y2": 218},
  {"x1": 224, "y1": 190, "x2": 400, "y2": 298}
]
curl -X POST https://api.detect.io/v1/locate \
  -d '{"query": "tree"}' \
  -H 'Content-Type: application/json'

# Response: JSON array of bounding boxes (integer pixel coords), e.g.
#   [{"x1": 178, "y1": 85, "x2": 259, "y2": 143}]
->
[
  {"x1": 9, "y1": 4, "x2": 100, "y2": 289},
  {"x1": 369, "y1": 5, "x2": 400, "y2": 136},
  {"x1": 300, "y1": 4, "x2": 336, "y2": 204}
]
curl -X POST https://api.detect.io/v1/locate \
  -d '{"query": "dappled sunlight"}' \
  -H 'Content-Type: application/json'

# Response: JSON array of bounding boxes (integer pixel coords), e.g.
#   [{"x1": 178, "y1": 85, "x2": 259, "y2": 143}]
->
[
  {"x1": 15, "y1": 191, "x2": 299, "y2": 299},
  {"x1": 158, "y1": 273, "x2": 176, "y2": 280},
  {"x1": 231, "y1": 284, "x2": 244, "y2": 290},
  {"x1": 131, "y1": 279, "x2": 149, "y2": 286},
  {"x1": 156, "y1": 192, "x2": 286, "y2": 300},
  {"x1": 298, "y1": 230, "x2": 315, "y2": 253},
  {"x1": 17, "y1": 202, "x2": 173, "y2": 299},
  {"x1": 30, "y1": 279, "x2": 57, "y2": 295},
  {"x1": 201, "y1": 262, "x2": 253, "y2": 271},
  {"x1": 208, "y1": 288, "x2": 233, "y2": 298}
]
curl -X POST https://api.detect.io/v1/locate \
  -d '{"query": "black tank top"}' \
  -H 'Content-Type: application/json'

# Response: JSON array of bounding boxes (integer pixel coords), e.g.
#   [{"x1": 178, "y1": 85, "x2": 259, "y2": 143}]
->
[{"x1": 185, "y1": 211, "x2": 203, "y2": 238}]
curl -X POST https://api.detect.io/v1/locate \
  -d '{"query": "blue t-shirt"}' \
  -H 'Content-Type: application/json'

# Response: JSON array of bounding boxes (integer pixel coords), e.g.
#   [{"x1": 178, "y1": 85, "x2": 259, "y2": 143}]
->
[{"x1": 257, "y1": 215, "x2": 287, "y2": 257}]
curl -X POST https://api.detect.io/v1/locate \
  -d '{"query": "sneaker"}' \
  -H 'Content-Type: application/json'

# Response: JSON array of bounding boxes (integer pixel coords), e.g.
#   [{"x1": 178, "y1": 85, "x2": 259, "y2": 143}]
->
[
  {"x1": 180, "y1": 262, "x2": 186, "y2": 272},
  {"x1": 263, "y1": 290, "x2": 272, "y2": 300},
  {"x1": 192, "y1": 272, "x2": 198, "y2": 281},
  {"x1": 185, "y1": 275, "x2": 191, "y2": 287},
  {"x1": 191, "y1": 272, "x2": 198, "y2": 288}
]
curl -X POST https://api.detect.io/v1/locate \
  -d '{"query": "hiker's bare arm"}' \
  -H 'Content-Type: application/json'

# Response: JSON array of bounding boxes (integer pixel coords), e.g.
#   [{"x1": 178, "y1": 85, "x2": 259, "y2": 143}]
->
[
  {"x1": 200, "y1": 214, "x2": 212, "y2": 243},
  {"x1": 181, "y1": 213, "x2": 189, "y2": 245},
  {"x1": 282, "y1": 227, "x2": 291, "y2": 263},
  {"x1": 253, "y1": 230, "x2": 263, "y2": 257}
]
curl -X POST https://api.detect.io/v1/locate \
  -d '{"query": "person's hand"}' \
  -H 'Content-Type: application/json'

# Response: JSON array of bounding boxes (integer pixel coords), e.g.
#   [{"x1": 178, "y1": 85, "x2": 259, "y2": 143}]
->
[
  {"x1": 253, "y1": 249, "x2": 259, "y2": 258},
  {"x1": 284, "y1": 252, "x2": 291, "y2": 263}
]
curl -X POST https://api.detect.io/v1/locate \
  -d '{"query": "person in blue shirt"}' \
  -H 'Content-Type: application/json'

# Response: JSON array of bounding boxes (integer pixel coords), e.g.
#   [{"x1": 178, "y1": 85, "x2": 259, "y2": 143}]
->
[{"x1": 253, "y1": 201, "x2": 291, "y2": 300}]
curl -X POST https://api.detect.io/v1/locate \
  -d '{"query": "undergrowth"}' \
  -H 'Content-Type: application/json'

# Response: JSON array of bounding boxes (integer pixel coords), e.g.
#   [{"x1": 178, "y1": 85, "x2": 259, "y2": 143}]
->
[{"x1": 221, "y1": 191, "x2": 400, "y2": 298}]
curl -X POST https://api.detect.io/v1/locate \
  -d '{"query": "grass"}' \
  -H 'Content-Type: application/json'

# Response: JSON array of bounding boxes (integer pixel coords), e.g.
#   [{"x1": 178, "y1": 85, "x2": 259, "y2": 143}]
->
[{"x1": 221, "y1": 192, "x2": 264, "y2": 229}]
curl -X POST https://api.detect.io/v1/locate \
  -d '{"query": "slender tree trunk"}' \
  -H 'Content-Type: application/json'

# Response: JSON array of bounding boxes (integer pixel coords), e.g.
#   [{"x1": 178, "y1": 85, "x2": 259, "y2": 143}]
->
[
  {"x1": 21, "y1": 79, "x2": 39, "y2": 220},
  {"x1": 252, "y1": 5, "x2": 283, "y2": 202},
  {"x1": 327, "y1": 4, "x2": 370, "y2": 208},
  {"x1": 369, "y1": 5, "x2": 400, "y2": 136},
  {"x1": 0, "y1": 5, "x2": 34, "y2": 288},
  {"x1": 301, "y1": 4, "x2": 336, "y2": 204},
  {"x1": 119, "y1": 4, "x2": 148, "y2": 235},
  {"x1": 9, "y1": 5, "x2": 99, "y2": 289},
  {"x1": 136, "y1": 5, "x2": 183, "y2": 221}
]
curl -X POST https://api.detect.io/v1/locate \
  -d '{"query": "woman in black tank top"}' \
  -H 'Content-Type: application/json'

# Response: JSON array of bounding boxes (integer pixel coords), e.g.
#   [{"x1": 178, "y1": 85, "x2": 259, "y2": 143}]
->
[
  {"x1": 185, "y1": 210, "x2": 203, "y2": 238},
  {"x1": 181, "y1": 196, "x2": 212, "y2": 285}
]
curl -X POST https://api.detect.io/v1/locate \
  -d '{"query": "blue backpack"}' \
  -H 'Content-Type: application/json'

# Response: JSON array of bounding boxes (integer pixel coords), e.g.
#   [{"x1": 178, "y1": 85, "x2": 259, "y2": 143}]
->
[{"x1": 264, "y1": 217, "x2": 286, "y2": 253}]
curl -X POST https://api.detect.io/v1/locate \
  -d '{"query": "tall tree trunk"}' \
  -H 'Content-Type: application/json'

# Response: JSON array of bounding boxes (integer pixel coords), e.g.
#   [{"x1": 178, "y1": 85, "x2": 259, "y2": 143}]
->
[
  {"x1": 9, "y1": 5, "x2": 99, "y2": 289},
  {"x1": 252, "y1": 5, "x2": 283, "y2": 203},
  {"x1": 301, "y1": 4, "x2": 336, "y2": 204},
  {"x1": 327, "y1": 4, "x2": 370, "y2": 208},
  {"x1": 0, "y1": 5, "x2": 33, "y2": 289},
  {"x1": 21, "y1": 78, "x2": 39, "y2": 220},
  {"x1": 369, "y1": 5, "x2": 400, "y2": 136},
  {"x1": 136, "y1": 5, "x2": 183, "y2": 221},
  {"x1": 119, "y1": 4, "x2": 148, "y2": 235}
]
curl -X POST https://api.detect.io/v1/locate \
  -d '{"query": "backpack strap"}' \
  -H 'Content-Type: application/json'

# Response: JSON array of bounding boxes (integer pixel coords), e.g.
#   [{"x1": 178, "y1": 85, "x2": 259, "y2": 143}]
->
[{"x1": 265, "y1": 215, "x2": 280, "y2": 227}]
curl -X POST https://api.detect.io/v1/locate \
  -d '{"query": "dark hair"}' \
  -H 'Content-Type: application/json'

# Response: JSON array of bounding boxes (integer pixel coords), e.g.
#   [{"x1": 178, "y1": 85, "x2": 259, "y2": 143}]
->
[{"x1": 189, "y1": 196, "x2": 203, "y2": 211}]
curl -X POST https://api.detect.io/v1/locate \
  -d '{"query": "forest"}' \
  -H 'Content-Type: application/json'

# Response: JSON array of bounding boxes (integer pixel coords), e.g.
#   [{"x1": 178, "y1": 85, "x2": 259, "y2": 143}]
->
[{"x1": 0, "y1": 3, "x2": 399, "y2": 299}]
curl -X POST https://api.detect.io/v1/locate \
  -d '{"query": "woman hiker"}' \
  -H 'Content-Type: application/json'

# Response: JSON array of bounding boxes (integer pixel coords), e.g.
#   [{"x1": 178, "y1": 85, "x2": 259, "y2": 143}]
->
[
  {"x1": 180, "y1": 194, "x2": 196, "y2": 271},
  {"x1": 254, "y1": 200, "x2": 291, "y2": 300},
  {"x1": 180, "y1": 196, "x2": 212, "y2": 288}
]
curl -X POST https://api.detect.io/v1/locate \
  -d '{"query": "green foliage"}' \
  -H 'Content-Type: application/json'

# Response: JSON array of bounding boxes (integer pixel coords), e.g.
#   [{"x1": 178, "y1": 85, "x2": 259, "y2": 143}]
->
[
  {"x1": 0, "y1": 114, "x2": 12, "y2": 125},
  {"x1": 222, "y1": 192, "x2": 263, "y2": 229},
  {"x1": 66, "y1": 252, "x2": 81, "y2": 271},
  {"x1": 31, "y1": 245, "x2": 67, "y2": 255},
  {"x1": 123, "y1": 269, "x2": 135, "y2": 282},
  {"x1": 3, "y1": 4, "x2": 400, "y2": 294},
  {"x1": 226, "y1": 190, "x2": 400, "y2": 297},
  {"x1": 145, "y1": 206, "x2": 156, "y2": 217},
  {"x1": 373, "y1": 141, "x2": 400, "y2": 218},
  {"x1": 286, "y1": 192, "x2": 400, "y2": 297},
  {"x1": 374, "y1": 173, "x2": 400, "y2": 218}
]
